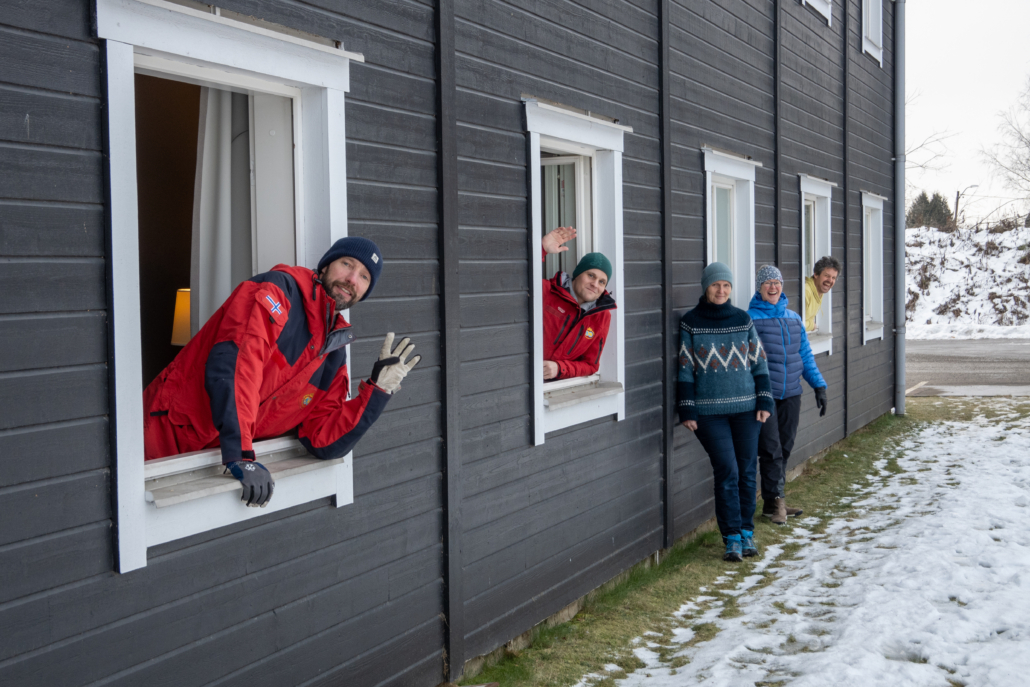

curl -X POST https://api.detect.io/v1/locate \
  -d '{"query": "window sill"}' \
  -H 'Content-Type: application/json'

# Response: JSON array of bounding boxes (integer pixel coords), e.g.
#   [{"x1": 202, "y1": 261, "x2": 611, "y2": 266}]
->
[
  {"x1": 142, "y1": 439, "x2": 353, "y2": 548},
  {"x1": 543, "y1": 380, "x2": 624, "y2": 435},
  {"x1": 808, "y1": 332, "x2": 832, "y2": 355},
  {"x1": 863, "y1": 38, "x2": 884, "y2": 66},
  {"x1": 543, "y1": 374, "x2": 600, "y2": 394},
  {"x1": 864, "y1": 322, "x2": 884, "y2": 343},
  {"x1": 544, "y1": 381, "x2": 623, "y2": 410}
]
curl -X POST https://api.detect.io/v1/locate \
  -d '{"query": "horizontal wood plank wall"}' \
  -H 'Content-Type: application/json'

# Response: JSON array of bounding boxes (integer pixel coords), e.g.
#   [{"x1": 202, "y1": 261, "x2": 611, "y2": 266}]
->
[
  {"x1": 453, "y1": 0, "x2": 665, "y2": 660},
  {"x1": 0, "y1": 0, "x2": 112, "y2": 627},
  {"x1": 0, "y1": 1, "x2": 900, "y2": 685},
  {"x1": 668, "y1": 0, "x2": 777, "y2": 539},
  {"x1": 778, "y1": 0, "x2": 848, "y2": 469},
  {"x1": 845, "y1": 0, "x2": 896, "y2": 434},
  {"x1": 0, "y1": 0, "x2": 446, "y2": 685}
]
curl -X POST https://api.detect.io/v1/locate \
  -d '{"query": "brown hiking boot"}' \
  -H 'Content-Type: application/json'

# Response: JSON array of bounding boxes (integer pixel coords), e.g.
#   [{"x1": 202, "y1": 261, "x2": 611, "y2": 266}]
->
[
  {"x1": 763, "y1": 497, "x2": 787, "y2": 525},
  {"x1": 785, "y1": 504, "x2": 803, "y2": 518}
]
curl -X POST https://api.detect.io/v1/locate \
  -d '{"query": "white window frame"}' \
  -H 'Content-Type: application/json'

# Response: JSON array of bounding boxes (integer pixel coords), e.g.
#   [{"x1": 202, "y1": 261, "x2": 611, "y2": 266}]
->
[
  {"x1": 862, "y1": 192, "x2": 886, "y2": 344},
  {"x1": 540, "y1": 154, "x2": 592, "y2": 278},
  {"x1": 703, "y1": 148, "x2": 761, "y2": 299},
  {"x1": 801, "y1": 0, "x2": 832, "y2": 25},
  {"x1": 526, "y1": 100, "x2": 630, "y2": 445},
  {"x1": 799, "y1": 174, "x2": 836, "y2": 355},
  {"x1": 100, "y1": 0, "x2": 363, "y2": 572},
  {"x1": 863, "y1": 0, "x2": 884, "y2": 66}
]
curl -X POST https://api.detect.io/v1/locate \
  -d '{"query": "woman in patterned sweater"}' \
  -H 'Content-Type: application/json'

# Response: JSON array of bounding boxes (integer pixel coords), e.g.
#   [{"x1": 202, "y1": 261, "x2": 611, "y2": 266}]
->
[{"x1": 678, "y1": 262, "x2": 774, "y2": 562}]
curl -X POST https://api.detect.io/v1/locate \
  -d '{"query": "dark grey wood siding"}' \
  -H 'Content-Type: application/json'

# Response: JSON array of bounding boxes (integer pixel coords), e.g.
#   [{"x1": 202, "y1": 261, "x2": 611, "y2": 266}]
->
[
  {"x1": 0, "y1": 0, "x2": 898, "y2": 685},
  {"x1": 668, "y1": 0, "x2": 778, "y2": 537},
  {"x1": 452, "y1": 0, "x2": 666, "y2": 658}
]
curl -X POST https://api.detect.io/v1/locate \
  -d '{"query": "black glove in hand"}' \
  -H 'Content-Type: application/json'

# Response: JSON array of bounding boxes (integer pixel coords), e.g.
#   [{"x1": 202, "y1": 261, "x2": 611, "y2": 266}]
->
[
  {"x1": 225, "y1": 460, "x2": 274, "y2": 507},
  {"x1": 814, "y1": 387, "x2": 828, "y2": 417},
  {"x1": 370, "y1": 332, "x2": 421, "y2": 394}
]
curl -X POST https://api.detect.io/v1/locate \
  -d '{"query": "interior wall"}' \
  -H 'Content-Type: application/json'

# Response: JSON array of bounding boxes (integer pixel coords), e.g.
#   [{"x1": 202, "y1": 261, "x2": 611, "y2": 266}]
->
[{"x1": 134, "y1": 74, "x2": 200, "y2": 386}]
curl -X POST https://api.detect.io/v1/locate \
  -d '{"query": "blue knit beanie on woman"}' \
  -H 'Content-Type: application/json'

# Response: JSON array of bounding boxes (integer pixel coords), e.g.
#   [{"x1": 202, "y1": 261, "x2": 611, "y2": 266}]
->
[
  {"x1": 317, "y1": 236, "x2": 383, "y2": 301},
  {"x1": 701, "y1": 262, "x2": 734, "y2": 292},
  {"x1": 755, "y1": 264, "x2": 783, "y2": 287}
]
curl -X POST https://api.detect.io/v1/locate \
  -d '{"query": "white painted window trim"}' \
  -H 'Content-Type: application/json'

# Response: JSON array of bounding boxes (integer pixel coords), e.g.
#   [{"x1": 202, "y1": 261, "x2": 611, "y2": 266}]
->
[
  {"x1": 99, "y1": 0, "x2": 361, "y2": 572},
  {"x1": 703, "y1": 148, "x2": 760, "y2": 298},
  {"x1": 863, "y1": 0, "x2": 884, "y2": 66},
  {"x1": 862, "y1": 192, "x2": 886, "y2": 344},
  {"x1": 801, "y1": 0, "x2": 832, "y2": 25},
  {"x1": 799, "y1": 175, "x2": 836, "y2": 356},
  {"x1": 525, "y1": 100, "x2": 630, "y2": 445}
]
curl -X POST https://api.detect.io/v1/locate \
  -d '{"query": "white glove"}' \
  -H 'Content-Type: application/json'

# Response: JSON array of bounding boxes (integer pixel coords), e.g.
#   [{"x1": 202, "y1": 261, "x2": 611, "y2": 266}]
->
[{"x1": 369, "y1": 333, "x2": 421, "y2": 394}]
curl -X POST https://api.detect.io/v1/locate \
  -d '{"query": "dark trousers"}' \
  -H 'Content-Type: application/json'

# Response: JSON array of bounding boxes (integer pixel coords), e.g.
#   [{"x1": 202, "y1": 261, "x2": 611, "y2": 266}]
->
[
  {"x1": 757, "y1": 394, "x2": 802, "y2": 502},
  {"x1": 694, "y1": 411, "x2": 761, "y2": 539}
]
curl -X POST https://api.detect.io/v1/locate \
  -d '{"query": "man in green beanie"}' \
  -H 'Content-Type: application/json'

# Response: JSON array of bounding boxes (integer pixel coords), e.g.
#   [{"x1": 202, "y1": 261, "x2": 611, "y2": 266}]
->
[{"x1": 540, "y1": 226, "x2": 618, "y2": 380}]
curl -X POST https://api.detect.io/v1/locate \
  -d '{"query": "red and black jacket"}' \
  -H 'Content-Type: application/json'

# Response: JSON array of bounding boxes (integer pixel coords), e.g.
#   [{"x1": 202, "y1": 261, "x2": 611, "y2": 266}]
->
[
  {"x1": 542, "y1": 270, "x2": 616, "y2": 380},
  {"x1": 143, "y1": 264, "x2": 389, "y2": 463}
]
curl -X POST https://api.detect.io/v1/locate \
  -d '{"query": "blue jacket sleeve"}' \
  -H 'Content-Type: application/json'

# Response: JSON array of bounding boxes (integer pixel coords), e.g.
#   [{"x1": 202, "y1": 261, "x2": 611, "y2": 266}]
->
[
  {"x1": 798, "y1": 327, "x2": 827, "y2": 390},
  {"x1": 676, "y1": 320, "x2": 698, "y2": 423}
]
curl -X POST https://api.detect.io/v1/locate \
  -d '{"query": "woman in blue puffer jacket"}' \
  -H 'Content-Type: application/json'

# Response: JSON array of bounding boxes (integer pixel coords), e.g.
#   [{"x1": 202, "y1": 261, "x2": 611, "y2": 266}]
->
[{"x1": 747, "y1": 265, "x2": 828, "y2": 525}]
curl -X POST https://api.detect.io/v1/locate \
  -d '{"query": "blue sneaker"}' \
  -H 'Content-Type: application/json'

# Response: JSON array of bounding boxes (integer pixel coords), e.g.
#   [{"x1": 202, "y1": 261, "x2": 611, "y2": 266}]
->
[
  {"x1": 723, "y1": 534, "x2": 743, "y2": 562},
  {"x1": 741, "y1": 530, "x2": 758, "y2": 558}
]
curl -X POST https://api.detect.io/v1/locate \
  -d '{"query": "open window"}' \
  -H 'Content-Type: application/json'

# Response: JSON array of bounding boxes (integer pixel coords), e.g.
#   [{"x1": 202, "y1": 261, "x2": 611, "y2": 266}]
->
[
  {"x1": 799, "y1": 175, "x2": 835, "y2": 355},
  {"x1": 704, "y1": 148, "x2": 760, "y2": 299},
  {"x1": 862, "y1": 192, "x2": 885, "y2": 343},
  {"x1": 100, "y1": 0, "x2": 363, "y2": 571},
  {"x1": 863, "y1": 0, "x2": 884, "y2": 66},
  {"x1": 800, "y1": 0, "x2": 832, "y2": 25},
  {"x1": 526, "y1": 99, "x2": 629, "y2": 445}
]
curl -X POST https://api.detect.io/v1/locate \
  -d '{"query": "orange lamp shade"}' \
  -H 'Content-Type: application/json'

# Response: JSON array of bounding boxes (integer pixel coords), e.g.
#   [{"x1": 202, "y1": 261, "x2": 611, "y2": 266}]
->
[{"x1": 171, "y1": 288, "x2": 192, "y2": 346}]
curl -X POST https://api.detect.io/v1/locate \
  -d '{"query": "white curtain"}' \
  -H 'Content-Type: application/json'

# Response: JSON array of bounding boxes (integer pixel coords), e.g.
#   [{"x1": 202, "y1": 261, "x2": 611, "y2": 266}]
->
[{"x1": 190, "y1": 88, "x2": 252, "y2": 333}]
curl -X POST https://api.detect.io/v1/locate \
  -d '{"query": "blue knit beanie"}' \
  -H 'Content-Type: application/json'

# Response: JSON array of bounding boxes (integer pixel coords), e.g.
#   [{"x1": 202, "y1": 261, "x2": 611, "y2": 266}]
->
[
  {"x1": 755, "y1": 264, "x2": 783, "y2": 286},
  {"x1": 572, "y1": 252, "x2": 613, "y2": 282},
  {"x1": 701, "y1": 261, "x2": 734, "y2": 292},
  {"x1": 316, "y1": 236, "x2": 383, "y2": 301}
]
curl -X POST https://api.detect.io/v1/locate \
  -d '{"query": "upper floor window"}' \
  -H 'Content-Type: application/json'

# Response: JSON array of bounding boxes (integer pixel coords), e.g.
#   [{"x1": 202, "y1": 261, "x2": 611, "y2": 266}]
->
[
  {"x1": 862, "y1": 192, "x2": 885, "y2": 343},
  {"x1": 99, "y1": 0, "x2": 361, "y2": 571},
  {"x1": 801, "y1": 0, "x2": 832, "y2": 25},
  {"x1": 799, "y1": 175, "x2": 836, "y2": 355},
  {"x1": 704, "y1": 148, "x2": 761, "y2": 298},
  {"x1": 863, "y1": 0, "x2": 884, "y2": 65},
  {"x1": 526, "y1": 99, "x2": 630, "y2": 445}
]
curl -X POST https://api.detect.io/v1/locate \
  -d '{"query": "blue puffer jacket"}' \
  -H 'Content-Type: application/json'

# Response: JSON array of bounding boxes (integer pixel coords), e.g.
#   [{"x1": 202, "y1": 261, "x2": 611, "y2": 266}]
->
[{"x1": 747, "y1": 292, "x2": 826, "y2": 399}]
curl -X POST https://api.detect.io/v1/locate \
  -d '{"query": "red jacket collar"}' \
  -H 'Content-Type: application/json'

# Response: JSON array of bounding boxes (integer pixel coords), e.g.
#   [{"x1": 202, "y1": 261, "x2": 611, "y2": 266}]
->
[
  {"x1": 270, "y1": 263, "x2": 351, "y2": 333},
  {"x1": 547, "y1": 271, "x2": 617, "y2": 313}
]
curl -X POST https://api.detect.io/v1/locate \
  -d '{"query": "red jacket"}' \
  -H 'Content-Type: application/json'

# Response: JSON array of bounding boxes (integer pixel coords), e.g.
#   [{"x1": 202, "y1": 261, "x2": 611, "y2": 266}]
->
[
  {"x1": 143, "y1": 264, "x2": 389, "y2": 463},
  {"x1": 542, "y1": 269, "x2": 616, "y2": 380}
]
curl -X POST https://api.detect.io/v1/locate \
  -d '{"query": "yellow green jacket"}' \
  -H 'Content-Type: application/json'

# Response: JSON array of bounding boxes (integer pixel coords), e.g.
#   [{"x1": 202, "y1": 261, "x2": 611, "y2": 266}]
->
[{"x1": 804, "y1": 277, "x2": 822, "y2": 332}]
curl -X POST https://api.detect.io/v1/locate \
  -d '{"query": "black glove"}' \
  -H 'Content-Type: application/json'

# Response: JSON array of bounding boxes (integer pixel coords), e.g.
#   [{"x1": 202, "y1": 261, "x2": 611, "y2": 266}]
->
[
  {"x1": 814, "y1": 387, "x2": 827, "y2": 417},
  {"x1": 225, "y1": 461, "x2": 274, "y2": 507}
]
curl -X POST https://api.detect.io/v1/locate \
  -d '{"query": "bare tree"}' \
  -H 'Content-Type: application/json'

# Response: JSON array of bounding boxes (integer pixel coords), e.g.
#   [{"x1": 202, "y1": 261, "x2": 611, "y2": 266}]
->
[
  {"x1": 904, "y1": 90, "x2": 954, "y2": 203},
  {"x1": 982, "y1": 76, "x2": 1030, "y2": 205}
]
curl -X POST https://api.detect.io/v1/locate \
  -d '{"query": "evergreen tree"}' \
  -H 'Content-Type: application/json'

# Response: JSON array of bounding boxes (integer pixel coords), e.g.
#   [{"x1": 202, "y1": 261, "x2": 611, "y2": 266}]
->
[
  {"x1": 907, "y1": 191, "x2": 931, "y2": 228},
  {"x1": 906, "y1": 190, "x2": 953, "y2": 229}
]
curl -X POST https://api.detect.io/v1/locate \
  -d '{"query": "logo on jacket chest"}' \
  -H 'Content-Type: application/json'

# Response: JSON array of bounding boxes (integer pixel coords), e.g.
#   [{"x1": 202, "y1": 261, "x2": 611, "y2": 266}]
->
[
  {"x1": 302, "y1": 393, "x2": 314, "y2": 407},
  {"x1": 585, "y1": 327, "x2": 595, "y2": 339},
  {"x1": 557, "y1": 306, "x2": 566, "y2": 314}
]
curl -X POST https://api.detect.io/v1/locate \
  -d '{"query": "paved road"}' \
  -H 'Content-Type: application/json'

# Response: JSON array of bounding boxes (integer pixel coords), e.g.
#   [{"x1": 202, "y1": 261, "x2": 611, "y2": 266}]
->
[{"x1": 906, "y1": 339, "x2": 1030, "y2": 396}]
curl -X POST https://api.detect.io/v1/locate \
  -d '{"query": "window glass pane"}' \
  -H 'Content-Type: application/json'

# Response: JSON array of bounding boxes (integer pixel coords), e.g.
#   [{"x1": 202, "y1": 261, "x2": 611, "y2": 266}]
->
[
  {"x1": 803, "y1": 199, "x2": 816, "y2": 277},
  {"x1": 864, "y1": 208, "x2": 874, "y2": 317},
  {"x1": 542, "y1": 162, "x2": 577, "y2": 279},
  {"x1": 714, "y1": 185, "x2": 733, "y2": 269}
]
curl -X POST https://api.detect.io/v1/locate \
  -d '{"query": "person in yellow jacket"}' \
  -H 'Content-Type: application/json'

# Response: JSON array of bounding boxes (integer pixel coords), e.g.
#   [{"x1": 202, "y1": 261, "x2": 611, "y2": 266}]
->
[{"x1": 804, "y1": 256, "x2": 842, "y2": 332}]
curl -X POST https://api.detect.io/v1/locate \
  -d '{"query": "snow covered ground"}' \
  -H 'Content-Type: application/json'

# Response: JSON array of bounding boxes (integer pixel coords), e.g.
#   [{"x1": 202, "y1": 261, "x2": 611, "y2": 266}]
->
[
  {"x1": 583, "y1": 399, "x2": 1030, "y2": 687},
  {"x1": 908, "y1": 323, "x2": 1030, "y2": 339},
  {"x1": 906, "y1": 225, "x2": 1030, "y2": 335}
]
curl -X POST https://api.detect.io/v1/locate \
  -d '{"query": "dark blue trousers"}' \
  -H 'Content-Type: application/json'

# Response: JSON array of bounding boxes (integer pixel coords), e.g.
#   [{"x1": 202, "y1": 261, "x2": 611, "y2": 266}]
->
[{"x1": 694, "y1": 411, "x2": 761, "y2": 539}]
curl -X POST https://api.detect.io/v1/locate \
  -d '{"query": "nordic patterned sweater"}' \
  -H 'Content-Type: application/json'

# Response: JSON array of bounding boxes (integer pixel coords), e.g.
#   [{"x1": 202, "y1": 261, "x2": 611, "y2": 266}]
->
[{"x1": 677, "y1": 297, "x2": 774, "y2": 423}]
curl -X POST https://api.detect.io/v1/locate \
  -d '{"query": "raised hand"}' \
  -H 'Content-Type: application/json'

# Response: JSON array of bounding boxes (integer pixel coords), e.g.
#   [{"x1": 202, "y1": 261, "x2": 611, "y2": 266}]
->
[
  {"x1": 542, "y1": 226, "x2": 577, "y2": 254},
  {"x1": 370, "y1": 332, "x2": 421, "y2": 394}
]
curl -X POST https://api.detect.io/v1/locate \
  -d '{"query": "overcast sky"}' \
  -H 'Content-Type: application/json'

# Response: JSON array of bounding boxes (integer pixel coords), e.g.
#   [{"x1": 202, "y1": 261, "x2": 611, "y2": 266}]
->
[{"x1": 906, "y1": 0, "x2": 1030, "y2": 223}]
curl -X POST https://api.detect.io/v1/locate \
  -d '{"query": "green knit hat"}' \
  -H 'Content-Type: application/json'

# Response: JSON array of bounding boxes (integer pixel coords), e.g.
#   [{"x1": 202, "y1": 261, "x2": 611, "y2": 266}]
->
[{"x1": 572, "y1": 252, "x2": 613, "y2": 282}]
